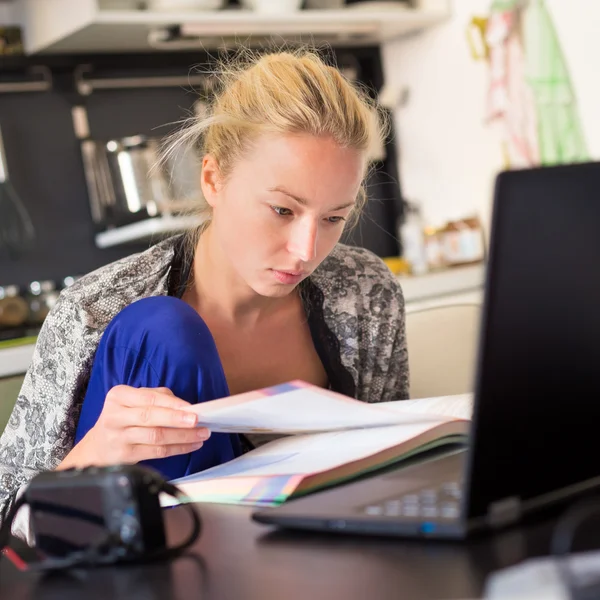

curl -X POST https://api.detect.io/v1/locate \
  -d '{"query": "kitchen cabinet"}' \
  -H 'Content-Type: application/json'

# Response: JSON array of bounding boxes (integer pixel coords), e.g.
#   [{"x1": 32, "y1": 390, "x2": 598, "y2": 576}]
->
[
  {"x1": 7, "y1": 0, "x2": 450, "y2": 55},
  {"x1": 401, "y1": 263, "x2": 485, "y2": 311},
  {"x1": 0, "y1": 342, "x2": 34, "y2": 378},
  {"x1": 0, "y1": 374, "x2": 23, "y2": 435}
]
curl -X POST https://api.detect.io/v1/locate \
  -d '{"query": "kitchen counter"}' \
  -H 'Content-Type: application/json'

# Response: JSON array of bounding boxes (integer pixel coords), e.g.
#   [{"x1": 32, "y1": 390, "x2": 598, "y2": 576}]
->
[
  {"x1": 400, "y1": 262, "x2": 485, "y2": 309},
  {"x1": 0, "y1": 342, "x2": 35, "y2": 379}
]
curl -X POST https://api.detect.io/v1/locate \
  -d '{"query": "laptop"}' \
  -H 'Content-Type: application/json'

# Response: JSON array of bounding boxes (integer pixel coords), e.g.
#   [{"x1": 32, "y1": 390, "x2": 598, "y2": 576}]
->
[{"x1": 253, "y1": 162, "x2": 600, "y2": 539}]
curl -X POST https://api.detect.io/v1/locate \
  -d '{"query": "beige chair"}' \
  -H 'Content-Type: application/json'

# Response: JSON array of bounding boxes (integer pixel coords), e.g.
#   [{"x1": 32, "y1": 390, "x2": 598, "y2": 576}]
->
[
  {"x1": 0, "y1": 375, "x2": 24, "y2": 435},
  {"x1": 405, "y1": 303, "x2": 482, "y2": 399}
]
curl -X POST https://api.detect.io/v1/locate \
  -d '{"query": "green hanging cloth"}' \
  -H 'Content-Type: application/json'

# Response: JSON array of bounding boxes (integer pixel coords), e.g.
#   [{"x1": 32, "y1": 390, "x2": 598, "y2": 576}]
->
[{"x1": 522, "y1": 0, "x2": 589, "y2": 164}]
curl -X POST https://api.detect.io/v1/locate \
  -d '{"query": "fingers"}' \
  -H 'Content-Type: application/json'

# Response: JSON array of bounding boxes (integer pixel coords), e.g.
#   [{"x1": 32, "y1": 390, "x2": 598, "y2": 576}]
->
[
  {"x1": 153, "y1": 387, "x2": 175, "y2": 396},
  {"x1": 126, "y1": 426, "x2": 211, "y2": 447},
  {"x1": 129, "y1": 441, "x2": 207, "y2": 462},
  {"x1": 111, "y1": 405, "x2": 198, "y2": 428},
  {"x1": 79, "y1": 385, "x2": 212, "y2": 469},
  {"x1": 107, "y1": 385, "x2": 195, "y2": 412}
]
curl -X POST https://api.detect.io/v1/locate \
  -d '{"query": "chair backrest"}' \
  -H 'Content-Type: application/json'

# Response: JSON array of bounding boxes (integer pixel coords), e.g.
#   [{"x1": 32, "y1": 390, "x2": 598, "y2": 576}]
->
[
  {"x1": 405, "y1": 303, "x2": 482, "y2": 399},
  {"x1": 0, "y1": 375, "x2": 24, "y2": 435}
]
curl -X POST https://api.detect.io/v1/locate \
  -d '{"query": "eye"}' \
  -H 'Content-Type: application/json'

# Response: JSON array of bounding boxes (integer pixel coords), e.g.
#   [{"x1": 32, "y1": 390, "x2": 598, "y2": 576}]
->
[
  {"x1": 326, "y1": 216, "x2": 346, "y2": 224},
  {"x1": 271, "y1": 206, "x2": 293, "y2": 217}
]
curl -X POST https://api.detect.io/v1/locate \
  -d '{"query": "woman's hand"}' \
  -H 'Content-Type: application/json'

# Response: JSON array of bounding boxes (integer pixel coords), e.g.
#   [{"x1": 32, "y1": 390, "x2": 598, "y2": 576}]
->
[{"x1": 57, "y1": 385, "x2": 210, "y2": 470}]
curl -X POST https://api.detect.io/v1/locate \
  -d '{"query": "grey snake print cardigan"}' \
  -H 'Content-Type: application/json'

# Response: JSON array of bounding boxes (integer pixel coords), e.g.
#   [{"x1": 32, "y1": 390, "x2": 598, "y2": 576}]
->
[{"x1": 0, "y1": 235, "x2": 409, "y2": 538}]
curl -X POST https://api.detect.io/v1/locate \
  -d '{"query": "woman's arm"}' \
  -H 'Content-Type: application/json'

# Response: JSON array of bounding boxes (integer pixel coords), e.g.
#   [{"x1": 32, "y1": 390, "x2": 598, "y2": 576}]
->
[
  {"x1": 382, "y1": 309, "x2": 410, "y2": 402},
  {"x1": 0, "y1": 292, "x2": 213, "y2": 542},
  {"x1": 0, "y1": 293, "x2": 91, "y2": 541},
  {"x1": 374, "y1": 276, "x2": 410, "y2": 402}
]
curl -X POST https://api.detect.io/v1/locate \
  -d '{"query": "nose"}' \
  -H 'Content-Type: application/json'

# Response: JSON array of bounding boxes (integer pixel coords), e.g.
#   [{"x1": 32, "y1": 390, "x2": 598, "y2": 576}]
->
[{"x1": 287, "y1": 218, "x2": 318, "y2": 263}]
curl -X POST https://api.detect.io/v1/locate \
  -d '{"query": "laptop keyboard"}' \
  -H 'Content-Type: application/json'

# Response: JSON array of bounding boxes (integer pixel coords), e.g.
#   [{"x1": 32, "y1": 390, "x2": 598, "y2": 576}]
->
[{"x1": 362, "y1": 481, "x2": 462, "y2": 520}]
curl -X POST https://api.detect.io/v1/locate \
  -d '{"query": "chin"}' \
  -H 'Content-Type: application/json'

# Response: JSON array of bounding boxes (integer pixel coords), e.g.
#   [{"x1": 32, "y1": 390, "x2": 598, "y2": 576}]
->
[
  {"x1": 249, "y1": 275, "x2": 299, "y2": 298},
  {"x1": 252, "y1": 283, "x2": 296, "y2": 299}
]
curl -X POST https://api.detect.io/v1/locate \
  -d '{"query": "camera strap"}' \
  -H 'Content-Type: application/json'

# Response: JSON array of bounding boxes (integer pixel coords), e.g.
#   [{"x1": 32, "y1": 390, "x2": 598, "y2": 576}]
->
[{"x1": 0, "y1": 480, "x2": 201, "y2": 572}]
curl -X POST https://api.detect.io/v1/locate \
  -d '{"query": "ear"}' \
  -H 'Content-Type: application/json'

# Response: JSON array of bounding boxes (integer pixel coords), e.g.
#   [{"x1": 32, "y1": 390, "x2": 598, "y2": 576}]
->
[{"x1": 200, "y1": 154, "x2": 222, "y2": 208}]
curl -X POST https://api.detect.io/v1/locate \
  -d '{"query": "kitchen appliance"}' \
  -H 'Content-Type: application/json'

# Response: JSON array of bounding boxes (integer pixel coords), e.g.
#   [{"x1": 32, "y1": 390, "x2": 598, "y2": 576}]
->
[
  {"x1": 72, "y1": 105, "x2": 203, "y2": 230},
  {"x1": 103, "y1": 134, "x2": 163, "y2": 223}
]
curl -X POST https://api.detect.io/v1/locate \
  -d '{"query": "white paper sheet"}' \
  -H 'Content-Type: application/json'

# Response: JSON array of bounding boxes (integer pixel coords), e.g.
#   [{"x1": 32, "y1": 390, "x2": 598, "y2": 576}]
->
[
  {"x1": 189, "y1": 387, "x2": 450, "y2": 434},
  {"x1": 380, "y1": 394, "x2": 474, "y2": 421},
  {"x1": 174, "y1": 417, "x2": 467, "y2": 484}
]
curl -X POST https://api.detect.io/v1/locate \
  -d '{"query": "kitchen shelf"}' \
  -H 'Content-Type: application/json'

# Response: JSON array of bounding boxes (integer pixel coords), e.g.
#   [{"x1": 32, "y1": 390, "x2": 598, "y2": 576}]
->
[
  {"x1": 17, "y1": 0, "x2": 450, "y2": 54},
  {"x1": 0, "y1": 343, "x2": 35, "y2": 378},
  {"x1": 95, "y1": 214, "x2": 200, "y2": 248}
]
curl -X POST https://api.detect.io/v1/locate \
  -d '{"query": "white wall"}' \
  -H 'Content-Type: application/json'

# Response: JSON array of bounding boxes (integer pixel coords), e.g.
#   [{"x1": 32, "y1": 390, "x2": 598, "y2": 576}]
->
[
  {"x1": 0, "y1": 4, "x2": 14, "y2": 24},
  {"x1": 382, "y1": 0, "x2": 600, "y2": 233},
  {"x1": 549, "y1": 1, "x2": 600, "y2": 159}
]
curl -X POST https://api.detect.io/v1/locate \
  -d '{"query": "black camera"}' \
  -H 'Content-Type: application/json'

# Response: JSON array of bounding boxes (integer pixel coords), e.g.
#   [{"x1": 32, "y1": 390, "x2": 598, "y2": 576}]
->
[
  {"x1": 1, "y1": 464, "x2": 200, "y2": 570},
  {"x1": 27, "y1": 464, "x2": 167, "y2": 561}
]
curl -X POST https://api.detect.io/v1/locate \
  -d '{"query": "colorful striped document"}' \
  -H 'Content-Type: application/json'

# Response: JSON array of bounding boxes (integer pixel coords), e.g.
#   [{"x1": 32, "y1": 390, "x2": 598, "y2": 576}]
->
[{"x1": 163, "y1": 382, "x2": 472, "y2": 508}]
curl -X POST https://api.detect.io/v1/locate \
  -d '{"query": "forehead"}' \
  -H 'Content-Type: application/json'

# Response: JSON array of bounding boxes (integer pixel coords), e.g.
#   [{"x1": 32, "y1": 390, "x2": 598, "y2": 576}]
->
[{"x1": 233, "y1": 133, "x2": 365, "y2": 201}]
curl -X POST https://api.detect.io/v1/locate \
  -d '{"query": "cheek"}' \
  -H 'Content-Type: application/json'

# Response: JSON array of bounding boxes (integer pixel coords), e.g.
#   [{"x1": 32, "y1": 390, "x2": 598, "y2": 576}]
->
[
  {"x1": 315, "y1": 225, "x2": 344, "y2": 259},
  {"x1": 325, "y1": 221, "x2": 347, "y2": 243},
  {"x1": 217, "y1": 196, "x2": 278, "y2": 257}
]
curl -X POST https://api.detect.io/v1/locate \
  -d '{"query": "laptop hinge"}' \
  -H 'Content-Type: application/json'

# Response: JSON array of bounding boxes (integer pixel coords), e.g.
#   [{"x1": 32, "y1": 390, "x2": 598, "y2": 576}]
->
[{"x1": 486, "y1": 496, "x2": 522, "y2": 528}]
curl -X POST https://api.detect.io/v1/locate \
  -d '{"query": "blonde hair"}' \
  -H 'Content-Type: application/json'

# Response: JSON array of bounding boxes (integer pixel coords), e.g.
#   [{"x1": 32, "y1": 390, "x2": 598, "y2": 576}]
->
[{"x1": 165, "y1": 47, "x2": 387, "y2": 245}]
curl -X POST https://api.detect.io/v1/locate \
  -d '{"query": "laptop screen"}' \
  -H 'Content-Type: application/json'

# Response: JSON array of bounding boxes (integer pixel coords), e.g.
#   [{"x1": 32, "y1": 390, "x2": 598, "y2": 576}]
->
[{"x1": 466, "y1": 162, "x2": 600, "y2": 521}]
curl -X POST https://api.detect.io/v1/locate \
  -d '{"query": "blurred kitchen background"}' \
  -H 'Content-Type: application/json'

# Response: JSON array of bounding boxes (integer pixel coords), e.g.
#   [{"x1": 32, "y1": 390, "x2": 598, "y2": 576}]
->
[{"x1": 0, "y1": 0, "x2": 598, "y2": 425}]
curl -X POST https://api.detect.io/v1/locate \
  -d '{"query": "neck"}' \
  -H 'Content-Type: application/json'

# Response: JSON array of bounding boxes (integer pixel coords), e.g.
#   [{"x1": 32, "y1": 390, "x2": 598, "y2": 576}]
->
[{"x1": 187, "y1": 225, "x2": 294, "y2": 327}]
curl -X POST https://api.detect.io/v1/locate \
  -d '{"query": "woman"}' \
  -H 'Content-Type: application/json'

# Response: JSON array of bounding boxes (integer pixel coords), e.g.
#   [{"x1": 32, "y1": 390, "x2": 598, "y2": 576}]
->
[{"x1": 0, "y1": 49, "x2": 409, "y2": 540}]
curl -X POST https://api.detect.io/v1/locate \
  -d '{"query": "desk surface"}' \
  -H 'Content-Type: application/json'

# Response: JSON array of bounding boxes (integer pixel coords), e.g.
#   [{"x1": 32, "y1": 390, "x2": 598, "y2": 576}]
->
[{"x1": 0, "y1": 501, "x2": 582, "y2": 600}]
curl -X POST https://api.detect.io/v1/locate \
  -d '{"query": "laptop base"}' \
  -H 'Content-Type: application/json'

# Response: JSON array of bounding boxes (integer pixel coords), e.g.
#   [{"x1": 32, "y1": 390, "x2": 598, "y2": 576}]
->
[{"x1": 253, "y1": 450, "x2": 469, "y2": 540}]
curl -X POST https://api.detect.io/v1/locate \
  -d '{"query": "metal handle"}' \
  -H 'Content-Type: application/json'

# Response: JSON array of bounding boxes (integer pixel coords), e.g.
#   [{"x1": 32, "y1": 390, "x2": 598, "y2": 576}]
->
[
  {"x1": 80, "y1": 140, "x2": 106, "y2": 224},
  {"x1": 147, "y1": 27, "x2": 216, "y2": 51},
  {"x1": 0, "y1": 125, "x2": 8, "y2": 184},
  {"x1": 75, "y1": 63, "x2": 209, "y2": 96},
  {"x1": 71, "y1": 105, "x2": 91, "y2": 140},
  {"x1": 0, "y1": 66, "x2": 52, "y2": 95}
]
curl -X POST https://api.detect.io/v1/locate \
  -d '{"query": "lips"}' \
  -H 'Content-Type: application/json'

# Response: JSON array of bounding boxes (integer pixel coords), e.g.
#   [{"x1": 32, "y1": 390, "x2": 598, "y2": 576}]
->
[{"x1": 271, "y1": 269, "x2": 307, "y2": 285}]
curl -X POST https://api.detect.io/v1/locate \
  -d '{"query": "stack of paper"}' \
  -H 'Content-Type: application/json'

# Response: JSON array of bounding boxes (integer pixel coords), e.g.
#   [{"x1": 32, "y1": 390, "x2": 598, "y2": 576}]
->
[{"x1": 162, "y1": 381, "x2": 473, "y2": 508}]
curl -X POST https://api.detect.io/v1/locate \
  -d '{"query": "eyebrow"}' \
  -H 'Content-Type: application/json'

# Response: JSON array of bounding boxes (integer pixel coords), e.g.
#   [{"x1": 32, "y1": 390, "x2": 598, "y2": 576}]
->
[{"x1": 268, "y1": 186, "x2": 355, "y2": 212}]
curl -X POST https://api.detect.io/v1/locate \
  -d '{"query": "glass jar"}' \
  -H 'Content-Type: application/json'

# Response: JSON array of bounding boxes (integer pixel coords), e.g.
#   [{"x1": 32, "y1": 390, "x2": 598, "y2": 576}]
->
[
  {"x1": 0, "y1": 285, "x2": 29, "y2": 328},
  {"x1": 460, "y1": 216, "x2": 486, "y2": 263},
  {"x1": 27, "y1": 280, "x2": 59, "y2": 326},
  {"x1": 398, "y1": 202, "x2": 428, "y2": 276},
  {"x1": 439, "y1": 220, "x2": 461, "y2": 266},
  {"x1": 423, "y1": 225, "x2": 446, "y2": 271},
  {"x1": 62, "y1": 275, "x2": 78, "y2": 289}
]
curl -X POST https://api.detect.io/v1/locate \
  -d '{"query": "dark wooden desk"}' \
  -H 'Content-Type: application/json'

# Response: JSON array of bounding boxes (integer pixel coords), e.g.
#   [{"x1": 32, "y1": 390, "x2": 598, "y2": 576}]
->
[{"x1": 0, "y1": 502, "x2": 591, "y2": 600}]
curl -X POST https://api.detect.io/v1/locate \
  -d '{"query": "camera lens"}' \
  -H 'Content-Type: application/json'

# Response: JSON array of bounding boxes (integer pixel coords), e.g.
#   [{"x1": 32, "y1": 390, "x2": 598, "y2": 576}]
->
[
  {"x1": 117, "y1": 475, "x2": 133, "y2": 500},
  {"x1": 120, "y1": 515, "x2": 139, "y2": 544}
]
